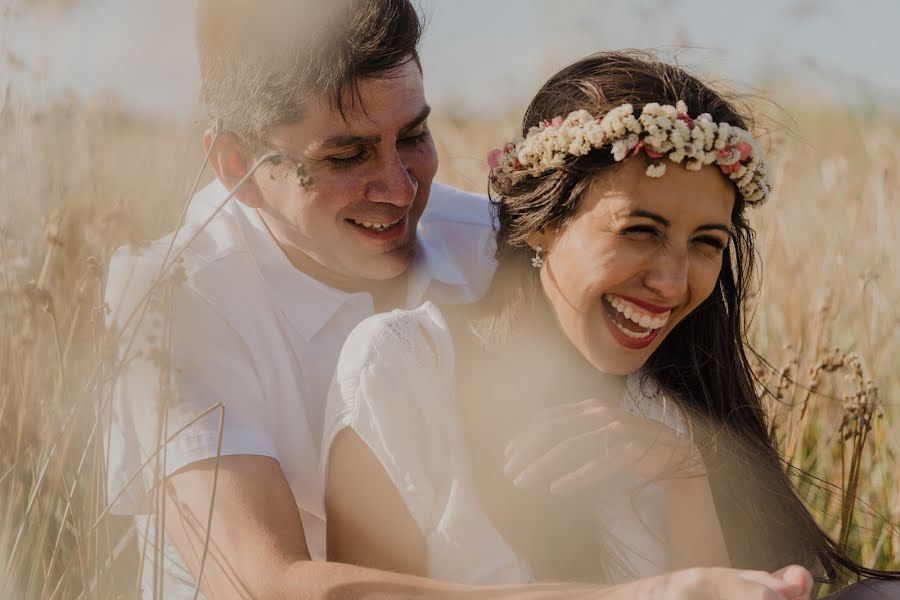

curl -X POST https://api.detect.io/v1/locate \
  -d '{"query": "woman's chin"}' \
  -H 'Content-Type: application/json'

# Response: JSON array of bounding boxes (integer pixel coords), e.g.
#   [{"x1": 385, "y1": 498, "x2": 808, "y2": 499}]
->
[{"x1": 583, "y1": 345, "x2": 649, "y2": 376}]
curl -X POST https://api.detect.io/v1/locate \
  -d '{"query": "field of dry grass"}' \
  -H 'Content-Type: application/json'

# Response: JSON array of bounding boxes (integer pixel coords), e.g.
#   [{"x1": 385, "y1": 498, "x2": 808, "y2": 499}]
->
[{"x1": 0, "y1": 87, "x2": 897, "y2": 597}]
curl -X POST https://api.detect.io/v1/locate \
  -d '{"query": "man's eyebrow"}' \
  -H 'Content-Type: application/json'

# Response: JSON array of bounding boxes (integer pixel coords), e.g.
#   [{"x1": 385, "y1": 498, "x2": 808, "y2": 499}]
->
[
  {"x1": 320, "y1": 132, "x2": 381, "y2": 149},
  {"x1": 320, "y1": 105, "x2": 432, "y2": 149},
  {"x1": 399, "y1": 105, "x2": 432, "y2": 135}
]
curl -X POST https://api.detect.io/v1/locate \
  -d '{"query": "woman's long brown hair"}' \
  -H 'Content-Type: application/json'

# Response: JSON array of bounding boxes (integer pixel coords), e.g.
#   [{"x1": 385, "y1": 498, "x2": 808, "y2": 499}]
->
[{"x1": 452, "y1": 50, "x2": 900, "y2": 586}]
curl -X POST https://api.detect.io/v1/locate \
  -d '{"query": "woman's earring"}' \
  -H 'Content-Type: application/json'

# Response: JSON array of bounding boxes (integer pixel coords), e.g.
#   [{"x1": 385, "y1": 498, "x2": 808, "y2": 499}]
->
[{"x1": 531, "y1": 246, "x2": 544, "y2": 269}]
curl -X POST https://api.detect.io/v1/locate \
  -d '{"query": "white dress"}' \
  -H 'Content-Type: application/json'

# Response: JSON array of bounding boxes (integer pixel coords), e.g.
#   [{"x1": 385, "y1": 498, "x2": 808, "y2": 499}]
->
[{"x1": 322, "y1": 302, "x2": 689, "y2": 585}]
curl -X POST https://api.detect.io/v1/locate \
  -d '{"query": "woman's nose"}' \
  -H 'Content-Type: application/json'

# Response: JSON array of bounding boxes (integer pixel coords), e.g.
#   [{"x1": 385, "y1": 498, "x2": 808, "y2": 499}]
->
[{"x1": 643, "y1": 249, "x2": 689, "y2": 302}]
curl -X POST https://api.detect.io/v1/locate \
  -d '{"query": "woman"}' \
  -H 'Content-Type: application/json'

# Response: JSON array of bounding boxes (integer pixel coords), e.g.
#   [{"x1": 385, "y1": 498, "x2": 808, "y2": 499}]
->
[{"x1": 322, "y1": 51, "x2": 899, "y2": 597}]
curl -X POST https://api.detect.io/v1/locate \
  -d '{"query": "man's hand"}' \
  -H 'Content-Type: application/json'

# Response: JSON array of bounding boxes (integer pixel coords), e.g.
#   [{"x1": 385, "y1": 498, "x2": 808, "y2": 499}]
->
[
  {"x1": 503, "y1": 398, "x2": 703, "y2": 496},
  {"x1": 635, "y1": 566, "x2": 815, "y2": 600}
]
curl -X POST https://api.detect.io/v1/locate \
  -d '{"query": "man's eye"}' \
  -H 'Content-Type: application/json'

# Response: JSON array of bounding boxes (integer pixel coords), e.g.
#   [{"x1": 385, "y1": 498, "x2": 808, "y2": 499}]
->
[
  {"x1": 327, "y1": 150, "x2": 367, "y2": 169},
  {"x1": 399, "y1": 129, "x2": 430, "y2": 146}
]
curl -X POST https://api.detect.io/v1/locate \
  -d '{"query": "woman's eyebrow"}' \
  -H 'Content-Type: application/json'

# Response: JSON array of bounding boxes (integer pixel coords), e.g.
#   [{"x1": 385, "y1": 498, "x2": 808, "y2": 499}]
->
[
  {"x1": 629, "y1": 210, "x2": 732, "y2": 236},
  {"x1": 628, "y1": 210, "x2": 669, "y2": 226},
  {"x1": 695, "y1": 224, "x2": 732, "y2": 235}
]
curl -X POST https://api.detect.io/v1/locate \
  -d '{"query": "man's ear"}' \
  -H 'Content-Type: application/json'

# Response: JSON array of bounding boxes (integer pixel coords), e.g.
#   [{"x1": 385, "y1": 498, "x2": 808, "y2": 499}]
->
[{"x1": 203, "y1": 130, "x2": 266, "y2": 209}]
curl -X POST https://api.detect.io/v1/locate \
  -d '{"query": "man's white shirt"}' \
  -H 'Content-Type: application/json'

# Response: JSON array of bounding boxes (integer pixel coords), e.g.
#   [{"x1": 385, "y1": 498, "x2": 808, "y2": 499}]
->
[{"x1": 104, "y1": 179, "x2": 496, "y2": 598}]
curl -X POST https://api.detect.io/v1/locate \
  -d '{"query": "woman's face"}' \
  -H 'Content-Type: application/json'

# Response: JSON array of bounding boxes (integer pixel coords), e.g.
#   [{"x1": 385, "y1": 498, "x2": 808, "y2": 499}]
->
[{"x1": 537, "y1": 157, "x2": 736, "y2": 375}]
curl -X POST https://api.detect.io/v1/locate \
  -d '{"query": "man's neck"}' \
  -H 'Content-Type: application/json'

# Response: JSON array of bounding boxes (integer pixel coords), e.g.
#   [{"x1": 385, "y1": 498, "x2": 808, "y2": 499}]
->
[{"x1": 257, "y1": 208, "x2": 410, "y2": 310}]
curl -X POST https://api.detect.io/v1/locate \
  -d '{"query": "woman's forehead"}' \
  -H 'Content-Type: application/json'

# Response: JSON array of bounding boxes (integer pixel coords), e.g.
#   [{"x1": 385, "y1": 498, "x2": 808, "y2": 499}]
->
[{"x1": 584, "y1": 161, "x2": 736, "y2": 224}]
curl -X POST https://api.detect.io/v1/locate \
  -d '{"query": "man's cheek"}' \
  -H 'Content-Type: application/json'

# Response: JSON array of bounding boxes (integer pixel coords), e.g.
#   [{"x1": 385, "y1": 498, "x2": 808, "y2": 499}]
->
[{"x1": 412, "y1": 144, "x2": 439, "y2": 179}]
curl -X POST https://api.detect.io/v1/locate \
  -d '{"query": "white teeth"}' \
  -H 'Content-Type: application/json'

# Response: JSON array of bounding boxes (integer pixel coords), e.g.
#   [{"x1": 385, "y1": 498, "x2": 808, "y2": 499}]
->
[
  {"x1": 351, "y1": 218, "x2": 402, "y2": 231},
  {"x1": 613, "y1": 320, "x2": 653, "y2": 339},
  {"x1": 604, "y1": 294, "x2": 672, "y2": 331}
]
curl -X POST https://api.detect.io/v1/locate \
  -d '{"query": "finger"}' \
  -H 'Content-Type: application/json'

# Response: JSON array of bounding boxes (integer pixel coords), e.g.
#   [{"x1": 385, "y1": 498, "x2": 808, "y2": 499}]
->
[
  {"x1": 772, "y1": 565, "x2": 814, "y2": 599},
  {"x1": 508, "y1": 425, "x2": 624, "y2": 488},
  {"x1": 736, "y1": 569, "x2": 811, "y2": 599},
  {"x1": 503, "y1": 421, "x2": 621, "y2": 479},
  {"x1": 549, "y1": 456, "x2": 630, "y2": 496},
  {"x1": 504, "y1": 415, "x2": 622, "y2": 478},
  {"x1": 547, "y1": 435, "x2": 678, "y2": 495},
  {"x1": 504, "y1": 399, "x2": 612, "y2": 457}
]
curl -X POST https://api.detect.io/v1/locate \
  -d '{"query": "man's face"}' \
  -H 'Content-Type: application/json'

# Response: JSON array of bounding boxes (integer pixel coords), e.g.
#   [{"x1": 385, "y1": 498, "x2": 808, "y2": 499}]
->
[{"x1": 251, "y1": 60, "x2": 438, "y2": 289}]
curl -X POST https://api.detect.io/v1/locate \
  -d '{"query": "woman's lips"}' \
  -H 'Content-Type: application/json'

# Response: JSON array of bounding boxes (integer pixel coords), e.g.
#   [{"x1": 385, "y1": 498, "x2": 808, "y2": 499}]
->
[
  {"x1": 613, "y1": 294, "x2": 677, "y2": 315},
  {"x1": 601, "y1": 295, "x2": 665, "y2": 350}
]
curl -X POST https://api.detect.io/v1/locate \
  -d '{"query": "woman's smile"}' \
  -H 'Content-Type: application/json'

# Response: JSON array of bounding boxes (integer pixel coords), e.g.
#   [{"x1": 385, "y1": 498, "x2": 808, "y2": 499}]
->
[{"x1": 600, "y1": 294, "x2": 671, "y2": 350}]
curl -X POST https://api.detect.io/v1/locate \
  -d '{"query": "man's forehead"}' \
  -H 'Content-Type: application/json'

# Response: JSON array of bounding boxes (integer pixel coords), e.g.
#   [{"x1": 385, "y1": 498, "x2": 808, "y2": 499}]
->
[
  {"x1": 316, "y1": 92, "x2": 427, "y2": 139},
  {"x1": 268, "y1": 64, "x2": 427, "y2": 151}
]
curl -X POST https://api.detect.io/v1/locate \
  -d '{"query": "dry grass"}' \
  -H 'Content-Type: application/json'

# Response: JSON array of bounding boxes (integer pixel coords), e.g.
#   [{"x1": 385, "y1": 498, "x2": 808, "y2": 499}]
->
[{"x1": 0, "y1": 89, "x2": 897, "y2": 598}]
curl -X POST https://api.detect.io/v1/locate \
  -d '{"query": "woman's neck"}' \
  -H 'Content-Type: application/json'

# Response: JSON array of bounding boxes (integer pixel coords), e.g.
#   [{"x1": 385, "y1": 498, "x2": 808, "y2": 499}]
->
[
  {"x1": 456, "y1": 293, "x2": 627, "y2": 424},
  {"x1": 507, "y1": 294, "x2": 627, "y2": 408}
]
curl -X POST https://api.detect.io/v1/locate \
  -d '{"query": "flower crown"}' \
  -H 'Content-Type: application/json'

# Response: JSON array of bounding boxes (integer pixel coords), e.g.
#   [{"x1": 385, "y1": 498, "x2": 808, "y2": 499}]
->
[{"x1": 488, "y1": 101, "x2": 771, "y2": 205}]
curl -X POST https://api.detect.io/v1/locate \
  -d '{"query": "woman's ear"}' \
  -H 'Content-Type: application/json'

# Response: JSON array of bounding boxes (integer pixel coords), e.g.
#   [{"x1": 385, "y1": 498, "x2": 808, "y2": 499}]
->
[
  {"x1": 203, "y1": 130, "x2": 266, "y2": 209},
  {"x1": 525, "y1": 228, "x2": 556, "y2": 252}
]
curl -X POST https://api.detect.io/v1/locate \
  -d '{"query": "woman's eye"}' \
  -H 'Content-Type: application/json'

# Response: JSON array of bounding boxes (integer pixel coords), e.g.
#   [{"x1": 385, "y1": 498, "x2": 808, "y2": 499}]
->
[
  {"x1": 694, "y1": 236, "x2": 727, "y2": 251},
  {"x1": 622, "y1": 225, "x2": 659, "y2": 239}
]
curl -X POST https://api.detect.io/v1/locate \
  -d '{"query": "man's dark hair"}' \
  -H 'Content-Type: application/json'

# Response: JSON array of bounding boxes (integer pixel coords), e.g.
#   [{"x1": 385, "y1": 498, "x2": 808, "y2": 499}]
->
[{"x1": 196, "y1": 0, "x2": 423, "y2": 154}]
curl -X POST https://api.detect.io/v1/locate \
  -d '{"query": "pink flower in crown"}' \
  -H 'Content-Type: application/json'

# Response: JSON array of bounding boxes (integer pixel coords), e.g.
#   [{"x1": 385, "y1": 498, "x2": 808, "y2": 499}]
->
[
  {"x1": 677, "y1": 113, "x2": 694, "y2": 128},
  {"x1": 543, "y1": 116, "x2": 565, "y2": 128},
  {"x1": 487, "y1": 148, "x2": 502, "y2": 170},
  {"x1": 720, "y1": 162, "x2": 741, "y2": 175},
  {"x1": 718, "y1": 147, "x2": 739, "y2": 162},
  {"x1": 735, "y1": 141, "x2": 753, "y2": 161},
  {"x1": 630, "y1": 139, "x2": 664, "y2": 159}
]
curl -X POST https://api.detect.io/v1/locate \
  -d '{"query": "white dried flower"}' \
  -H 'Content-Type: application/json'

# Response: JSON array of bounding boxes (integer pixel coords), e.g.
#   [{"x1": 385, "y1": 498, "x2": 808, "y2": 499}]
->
[
  {"x1": 488, "y1": 100, "x2": 771, "y2": 205},
  {"x1": 685, "y1": 159, "x2": 704, "y2": 171},
  {"x1": 646, "y1": 163, "x2": 667, "y2": 178}
]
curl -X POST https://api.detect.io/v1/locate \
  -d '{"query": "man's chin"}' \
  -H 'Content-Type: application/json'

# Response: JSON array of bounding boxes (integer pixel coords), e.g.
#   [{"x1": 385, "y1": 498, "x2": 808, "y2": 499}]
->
[{"x1": 363, "y1": 256, "x2": 414, "y2": 283}]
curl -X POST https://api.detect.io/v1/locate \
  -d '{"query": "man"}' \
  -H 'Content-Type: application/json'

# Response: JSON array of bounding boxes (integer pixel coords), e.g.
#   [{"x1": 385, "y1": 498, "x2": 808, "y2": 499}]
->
[{"x1": 105, "y1": 0, "x2": 816, "y2": 598}]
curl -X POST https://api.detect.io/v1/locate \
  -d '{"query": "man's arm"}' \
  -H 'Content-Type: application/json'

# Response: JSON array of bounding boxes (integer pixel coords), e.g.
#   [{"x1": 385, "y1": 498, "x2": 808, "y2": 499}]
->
[{"x1": 165, "y1": 453, "x2": 607, "y2": 600}]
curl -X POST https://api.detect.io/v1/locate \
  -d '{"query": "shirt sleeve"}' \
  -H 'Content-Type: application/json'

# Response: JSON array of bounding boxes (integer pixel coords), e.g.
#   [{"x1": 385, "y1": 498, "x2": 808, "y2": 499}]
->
[
  {"x1": 104, "y1": 248, "x2": 278, "y2": 514},
  {"x1": 322, "y1": 306, "x2": 453, "y2": 535}
]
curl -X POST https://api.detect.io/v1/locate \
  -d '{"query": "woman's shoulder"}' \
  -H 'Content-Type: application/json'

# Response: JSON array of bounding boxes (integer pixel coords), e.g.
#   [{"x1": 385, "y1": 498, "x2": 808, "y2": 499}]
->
[
  {"x1": 323, "y1": 302, "x2": 460, "y2": 537},
  {"x1": 336, "y1": 301, "x2": 454, "y2": 381},
  {"x1": 623, "y1": 371, "x2": 689, "y2": 436}
]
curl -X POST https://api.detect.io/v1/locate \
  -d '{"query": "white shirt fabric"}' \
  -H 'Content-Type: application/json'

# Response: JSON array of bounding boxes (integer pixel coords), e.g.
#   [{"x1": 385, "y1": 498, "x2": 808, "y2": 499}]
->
[
  {"x1": 323, "y1": 302, "x2": 689, "y2": 585},
  {"x1": 104, "y1": 180, "x2": 496, "y2": 599}
]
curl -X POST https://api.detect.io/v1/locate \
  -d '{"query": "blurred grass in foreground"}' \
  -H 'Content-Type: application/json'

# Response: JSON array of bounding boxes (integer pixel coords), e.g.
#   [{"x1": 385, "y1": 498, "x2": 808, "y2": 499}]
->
[{"x1": 0, "y1": 89, "x2": 897, "y2": 597}]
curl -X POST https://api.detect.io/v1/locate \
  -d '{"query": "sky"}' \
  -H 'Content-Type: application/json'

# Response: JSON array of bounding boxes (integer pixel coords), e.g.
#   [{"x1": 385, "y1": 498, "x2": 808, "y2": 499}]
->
[{"x1": 2, "y1": 0, "x2": 900, "y2": 118}]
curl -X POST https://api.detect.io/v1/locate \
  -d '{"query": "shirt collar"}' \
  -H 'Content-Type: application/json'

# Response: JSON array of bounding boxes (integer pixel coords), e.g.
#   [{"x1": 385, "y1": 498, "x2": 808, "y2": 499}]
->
[
  {"x1": 405, "y1": 217, "x2": 469, "y2": 308},
  {"x1": 228, "y1": 187, "x2": 470, "y2": 342}
]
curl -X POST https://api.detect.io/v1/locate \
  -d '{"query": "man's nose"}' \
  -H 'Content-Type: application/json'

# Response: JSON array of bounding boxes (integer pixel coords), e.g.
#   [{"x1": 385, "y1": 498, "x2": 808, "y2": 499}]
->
[
  {"x1": 644, "y1": 249, "x2": 689, "y2": 301},
  {"x1": 366, "y1": 149, "x2": 417, "y2": 207}
]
